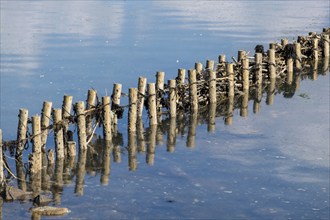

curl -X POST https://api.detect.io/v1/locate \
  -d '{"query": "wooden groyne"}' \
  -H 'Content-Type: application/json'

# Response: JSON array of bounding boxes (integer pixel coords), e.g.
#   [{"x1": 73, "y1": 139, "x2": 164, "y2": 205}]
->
[{"x1": 0, "y1": 28, "x2": 329, "y2": 185}]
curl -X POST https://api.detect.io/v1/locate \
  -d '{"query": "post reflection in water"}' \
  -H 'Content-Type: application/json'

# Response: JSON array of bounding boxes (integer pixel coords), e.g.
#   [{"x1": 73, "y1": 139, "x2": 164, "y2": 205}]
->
[
  {"x1": 322, "y1": 57, "x2": 329, "y2": 74},
  {"x1": 53, "y1": 158, "x2": 64, "y2": 205},
  {"x1": 101, "y1": 140, "x2": 112, "y2": 185},
  {"x1": 29, "y1": 171, "x2": 41, "y2": 199},
  {"x1": 253, "y1": 85, "x2": 262, "y2": 114},
  {"x1": 240, "y1": 91, "x2": 249, "y2": 117},
  {"x1": 266, "y1": 77, "x2": 276, "y2": 106},
  {"x1": 225, "y1": 95, "x2": 234, "y2": 125},
  {"x1": 167, "y1": 117, "x2": 177, "y2": 152},
  {"x1": 208, "y1": 103, "x2": 216, "y2": 132},
  {"x1": 127, "y1": 131, "x2": 137, "y2": 171},
  {"x1": 112, "y1": 132, "x2": 123, "y2": 163},
  {"x1": 312, "y1": 59, "x2": 318, "y2": 80},
  {"x1": 75, "y1": 149, "x2": 87, "y2": 196},
  {"x1": 186, "y1": 111, "x2": 197, "y2": 148},
  {"x1": 146, "y1": 125, "x2": 157, "y2": 165},
  {"x1": 137, "y1": 118, "x2": 146, "y2": 153}
]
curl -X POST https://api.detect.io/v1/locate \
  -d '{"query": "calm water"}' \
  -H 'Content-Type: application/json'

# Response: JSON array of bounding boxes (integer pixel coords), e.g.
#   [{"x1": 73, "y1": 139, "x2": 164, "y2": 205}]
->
[{"x1": 1, "y1": 1, "x2": 329, "y2": 219}]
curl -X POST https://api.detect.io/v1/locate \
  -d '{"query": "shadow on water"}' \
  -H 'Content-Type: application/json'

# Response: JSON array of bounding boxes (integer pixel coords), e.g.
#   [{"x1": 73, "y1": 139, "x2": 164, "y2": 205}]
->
[{"x1": 0, "y1": 58, "x2": 329, "y2": 219}]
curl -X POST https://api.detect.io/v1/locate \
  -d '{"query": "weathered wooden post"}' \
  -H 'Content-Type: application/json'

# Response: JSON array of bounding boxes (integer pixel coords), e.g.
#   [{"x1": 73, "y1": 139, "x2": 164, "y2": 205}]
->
[
  {"x1": 268, "y1": 49, "x2": 276, "y2": 79},
  {"x1": 313, "y1": 38, "x2": 319, "y2": 61},
  {"x1": 168, "y1": 80, "x2": 177, "y2": 118},
  {"x1": 227, "y1": 63, "x2": 235, "y2": 97},
  {"x1": 269, "y1": 43, "x2": 276, "y2": 50},
  {"x1": 294, "y1": 42, "x2": 302, "y2": 70},
  {"x1": 102, "y1": 96, "x2": 112, "y2": 141},
  {"x1": 287, "y1": 57, "x2": 293, "y2": 84},
  {"x1": 323, "y1": 34, "x2": 329, "y2": 58},
  {"x1": 75, "y1": 101, "x2": 87, "y2": 150},
  {"x1": 188, "y1": 69, "x2": 198, "y2": 112},
  {"x1": 195, "y1": 62, "x2": 203, "y2": 76},
  {"x1": 147, "y1": 83, "x2": 157, "y2": 126},
  {"x1": 40, "y1": 101, "x2": 52, "y2": 152},
  {"x1": 177, "y1": 68, "x2": 186, "y2": 85},
  {"x1": 242, "y1": 56, "x2": 250, "y2": 91},
  {"x1": 67, "y1": 141, "x2": 76, "y2": 157},
  {"x1": 86, "y1": 89, "x2": 97, "y2": 135},
  {"x1": 206, "y1": 60, "x2": 215, "y2": 70},
  {"x1": 128, "y1": 88, "x2": 138, "y2": 132},
  {"x1": 111, "y1": 84, "x2": 122, "y2": 125},
  {"x1": 218, "y1": 54, "x2": 226, "y2": 63},
  {"x1": 0, "y1": 129, "x2": 3, "y2": 185},
  {"x1": 53, "y1": 109, "x2": 65, "y2": 159},
  {"x1": 156, "y1": 71, "x2": 165, "y2": 122},
  {"x1": 62, "y1": 95, "x2": 73, "y2": 136},
  {"x1": 31, "y1": 115, "x2": 42, "y2": 172},
  {"x1": 255, "y1": 53, "x2": 263, "y2": 85},
  {"x1": 209, "y1": 70, "x2": 217, "y2": 104},
  {"x1": 167, "y1": 117, "x2": 177, "y2": 152},
  {"x1": 137, "y1": 77, "x2": 147, "y2": 118},
  {"x1": 281, "y1": 38, "x2": 288, "y2": 48},
  {"x1": 16, "y1": 108, "x2": 28, "y2": 159},
  {"x1": 237, "y1": 50, "x2": 246, "y2": 63}
]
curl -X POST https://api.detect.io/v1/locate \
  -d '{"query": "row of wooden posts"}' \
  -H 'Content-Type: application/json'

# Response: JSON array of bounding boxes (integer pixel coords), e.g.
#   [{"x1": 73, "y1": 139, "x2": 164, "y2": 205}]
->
[{"x1": 0, "y1": 28, "x2": 329, "y2": 185}]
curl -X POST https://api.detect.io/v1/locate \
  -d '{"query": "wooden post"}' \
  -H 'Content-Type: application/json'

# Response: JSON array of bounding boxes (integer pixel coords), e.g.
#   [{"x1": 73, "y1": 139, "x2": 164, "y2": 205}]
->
[
  {"x1": 67, "y1": 141, "x2": 76, "y2": 157},
  {"x1": 313, "y1": 38, "x2": 319, "y2": 61},
  {"x1": 102, "y1": 96, "x2": 112, "y2": 141},
  {"x1": 281, "y1": 38, "x2": 288, "y2": 48},
  {"x1": 40, "y1": 101, "x2": 52, "y2": 152},
  {"x1": 75, "y1": 149, "x2": 86, "y2": 196},
  {"x1": 188, "y1": 69, "x2": 198, "y2": 112},
  {"x1": 323, "y1": 34, "x2": 329, "y2": 57},
  {"x1": 167, "y1": 117, "x2": 177, "y2": 152},
  {"x1": 16, "y1": 108, "x2": 28, "y2": 159},
  {"x1": 128, "y1": 88, "x2": 138, "y2": 132},
  {"x1": 206, "y1": 60, "x2": 215, "y2": 70},
  {"x1": 147, "y1": 83, "x2": 157, "y2": 126},
  {"x1": 31, "y1": 115, "x2": 42, "y2": 172},
  {"x1": 177, "y1": 68, "x2": 186, "y2": 85},
  {"x1": 268, "y1": 49, "x2": 276, "y2": 79},
  {"x1": 0, "y1": 129, "x2": 3, "y2": 185},
  {"x1": 255, "y1": 53, "x2": 263, "y2": 85},
  {"x1": 53, "y1": 109, "x2": 65, "y2": 159},
  {"x1": 195, "y1": 62, "x2": 203, "y2": 76},
  {"x1": 111, "y1": 84, "x2": 122, "y2": 125},
  {"x1": 86, "y1": 89, "x2": 97, "y2": 135},
  {"x1": 294, "y1": 42, "x2": 302, "y2": 70},
  {"x1": 156, "y1": 71, "x2": 165, "y2": 122},
  {"x1": 76, "y1": 102, "x2": 87, "y2": 150},
  {"x1": 62, "y1": 95, "x2": 73, "y2": 135},
  {"x1": 168, "y1": 80, "x2": 177, "y2": 118},
  {"x1": 242, "y1": 57, "x2": 250, "y2": 91},
  {"x1": 218, "y1": 55, "x2": 226, "y2": 63},
  {"x1": 237, "y1": 50, "x2": 246, "y2": 63},
  {"x1": 209, "y1": 70, "x2": 217, "y2": 103},
  {"x1": 269, "y1": 43, "x2": 276, "y2": 50},
  {"x1": 137, "y1": 77, "x2": 147, "y2": 118},
  {"x1": 227, "y1": 63, "x2": 235, "y2": 97}
]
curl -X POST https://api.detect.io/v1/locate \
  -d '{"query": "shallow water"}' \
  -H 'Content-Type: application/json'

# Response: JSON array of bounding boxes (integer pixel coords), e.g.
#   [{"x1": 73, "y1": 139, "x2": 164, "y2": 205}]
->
[{"x1": 1, "y1": 1, "x2": 329, "y2": 219}]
